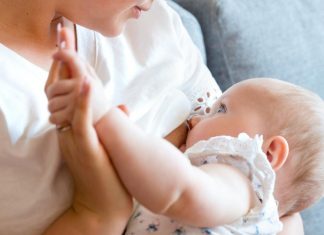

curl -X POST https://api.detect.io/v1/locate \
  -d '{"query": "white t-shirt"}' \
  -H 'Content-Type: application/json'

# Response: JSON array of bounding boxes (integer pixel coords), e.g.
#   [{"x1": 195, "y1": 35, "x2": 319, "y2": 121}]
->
[
  {"x1": 125, "y1": 134, "x2": 282, "y2": 235},
  {"x1": 0, "y1": 0, "x2": 221, "y2": 234}
]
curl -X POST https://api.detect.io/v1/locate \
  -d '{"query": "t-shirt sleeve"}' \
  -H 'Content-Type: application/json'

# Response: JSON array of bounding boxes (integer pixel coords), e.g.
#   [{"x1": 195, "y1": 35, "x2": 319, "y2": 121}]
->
[{"x1": 168, "y1": 6, "x2": 223, "y2": 116}]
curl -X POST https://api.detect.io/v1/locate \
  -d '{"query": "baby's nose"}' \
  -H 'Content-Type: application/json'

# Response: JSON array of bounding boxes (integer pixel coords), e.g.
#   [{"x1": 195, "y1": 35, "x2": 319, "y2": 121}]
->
[{"x1": 187, "y1": 115, "x2": 203, "y2": 130}]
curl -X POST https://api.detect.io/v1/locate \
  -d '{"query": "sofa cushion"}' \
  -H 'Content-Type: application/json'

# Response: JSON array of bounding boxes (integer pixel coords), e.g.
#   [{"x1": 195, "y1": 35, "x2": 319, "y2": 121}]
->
[
  {"x1": 174, "y1": 0, "x2": 324, "y2": 100},
  {"x1": 301, "y1": 200, "x2": 324, "y2": 235}
]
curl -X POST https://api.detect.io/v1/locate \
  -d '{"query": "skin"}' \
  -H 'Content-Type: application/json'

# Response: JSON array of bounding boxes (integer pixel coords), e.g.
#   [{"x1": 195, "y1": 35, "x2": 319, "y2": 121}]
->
[
  {"x1": 185, "y1": 82, "x2": 268, "y2": 149},
  {"x1": 56, "y1": 0, "x2": 152, "y2": 36}
]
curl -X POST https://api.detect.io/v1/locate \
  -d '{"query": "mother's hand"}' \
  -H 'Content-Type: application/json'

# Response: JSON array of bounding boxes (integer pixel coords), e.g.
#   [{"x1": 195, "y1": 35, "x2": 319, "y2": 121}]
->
[
  {"x1": 65, "y1": 81, "x2": 132, "y2": 224},
  {"x1": 45, "y1": 81, "x2": 132, "y2": 235}
]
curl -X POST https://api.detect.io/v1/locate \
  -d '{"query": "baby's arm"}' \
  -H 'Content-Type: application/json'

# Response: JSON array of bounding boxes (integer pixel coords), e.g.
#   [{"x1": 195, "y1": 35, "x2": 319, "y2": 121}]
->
[{"x1": 95, "y1": 107, "x2": 257, "y2": 227}]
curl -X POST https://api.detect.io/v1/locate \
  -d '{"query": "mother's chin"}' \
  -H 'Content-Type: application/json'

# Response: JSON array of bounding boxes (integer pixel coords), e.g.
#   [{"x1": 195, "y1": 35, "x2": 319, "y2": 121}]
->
[{"x1": 80, "y1": 20, "x2": 126, "y2": 37}]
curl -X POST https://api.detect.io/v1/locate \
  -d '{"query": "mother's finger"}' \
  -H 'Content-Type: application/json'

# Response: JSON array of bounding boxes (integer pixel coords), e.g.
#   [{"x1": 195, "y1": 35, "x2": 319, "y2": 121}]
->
[
  {"x1": 59, "y1": 26, "x2": 76, "y2": 51},
  {"x1": 49, "y1": 107, "x2": 74, "y2": 125},
  {"x1": 57, "y1": 80, "x2": 100, "y2": 165},
  {"x1": 48, "y1": 92, "x2": 76, "y2": 114},
  {"x1": 45, "y1": 60, "x2": 61, "y2": 93},
  {"x1": 72, "y1": 80, "x2": 94, "y2": 140},
  {"x1": 53, "y1": 49, "x2": 87, "y2": 79},
  {"x1": 46, "y1": 78, "x2": 83, "y2": 99},
  {"x1": 70, "y1": 80, "x2": 102, "y2": 155},
  {"x1": 45, "y1": 26, "x2": 75, "y2": 92}
]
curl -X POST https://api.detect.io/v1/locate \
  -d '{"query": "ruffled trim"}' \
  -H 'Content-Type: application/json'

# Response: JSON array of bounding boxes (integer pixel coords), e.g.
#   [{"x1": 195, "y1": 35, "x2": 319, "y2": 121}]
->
[{"x1": 184, "y1": 133, "x2": 282, "y2": 232}]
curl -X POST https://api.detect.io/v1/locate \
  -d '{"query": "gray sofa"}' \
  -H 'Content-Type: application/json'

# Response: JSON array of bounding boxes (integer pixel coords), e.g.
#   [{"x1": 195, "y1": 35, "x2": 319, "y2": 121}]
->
[{"x1": 170, "y1": 0, "x2": 324, "y2": 234}]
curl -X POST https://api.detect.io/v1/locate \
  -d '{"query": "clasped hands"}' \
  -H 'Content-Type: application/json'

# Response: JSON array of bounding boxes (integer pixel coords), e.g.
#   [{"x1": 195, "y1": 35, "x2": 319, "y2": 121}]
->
[{"x1": 44, "y1": 26, "x2": 132, "y2": 234}]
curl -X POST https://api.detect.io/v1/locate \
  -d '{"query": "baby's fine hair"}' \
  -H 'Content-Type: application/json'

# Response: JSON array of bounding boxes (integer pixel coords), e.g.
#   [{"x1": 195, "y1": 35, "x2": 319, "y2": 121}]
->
[{"x1": 245, "y1": 78, "x2": 324, "y2": 215}]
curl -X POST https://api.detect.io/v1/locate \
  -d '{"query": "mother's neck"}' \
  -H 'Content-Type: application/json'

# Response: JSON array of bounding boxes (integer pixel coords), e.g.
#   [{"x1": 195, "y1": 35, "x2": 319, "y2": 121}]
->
[
  {"x1": 0, "y1": 0, "x2": 58, "y2": 43},
  {"x1": 0, "y1": 0, "x2": 69, "y2": 70}
]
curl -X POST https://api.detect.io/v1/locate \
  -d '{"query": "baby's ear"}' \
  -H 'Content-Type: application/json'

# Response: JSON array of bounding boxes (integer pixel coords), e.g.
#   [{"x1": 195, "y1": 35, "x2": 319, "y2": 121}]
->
[{"x1": 263, "y1": 136, "x2": 289, "y2": 171}]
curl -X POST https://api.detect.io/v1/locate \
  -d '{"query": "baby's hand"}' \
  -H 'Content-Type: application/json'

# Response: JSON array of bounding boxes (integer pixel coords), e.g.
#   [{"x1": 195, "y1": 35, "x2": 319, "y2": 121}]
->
[{"x1": 45, "y1": 28, "x2": 110, "y2": 126}]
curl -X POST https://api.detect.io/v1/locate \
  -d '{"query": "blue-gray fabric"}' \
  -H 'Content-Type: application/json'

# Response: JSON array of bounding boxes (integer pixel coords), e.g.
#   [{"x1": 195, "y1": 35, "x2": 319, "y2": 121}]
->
[
  {"x1": 173, "y1": 0, "x2": 324, "y2": 99},
  {"x1": 171, "y1": 0, "x2": 324, "y2": 234},
  {"x1": 302, "y1": 200, "x2": 324, "y2": 234}
]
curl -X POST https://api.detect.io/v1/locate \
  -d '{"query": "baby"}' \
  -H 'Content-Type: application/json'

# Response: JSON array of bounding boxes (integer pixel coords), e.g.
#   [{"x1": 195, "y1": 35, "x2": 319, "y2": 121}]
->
[
  {"x1": 101, "y1": 78, "x2": 324, "y2": 235},
  {"x1": 46, "y1": 48, "x2": 324, "y2": 234}
]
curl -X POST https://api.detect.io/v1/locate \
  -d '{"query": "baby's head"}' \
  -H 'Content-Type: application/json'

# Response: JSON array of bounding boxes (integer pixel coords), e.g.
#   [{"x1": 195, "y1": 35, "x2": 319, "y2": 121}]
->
[{"x1": 186, "y1": 78, "x2": 324, "y2": 216}]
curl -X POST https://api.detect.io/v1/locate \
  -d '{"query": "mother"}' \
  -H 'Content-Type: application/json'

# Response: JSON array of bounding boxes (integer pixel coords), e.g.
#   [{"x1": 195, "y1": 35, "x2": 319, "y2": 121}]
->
[{"x1": 0, "y1": 0, "x2": 221, "y2": 234}]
